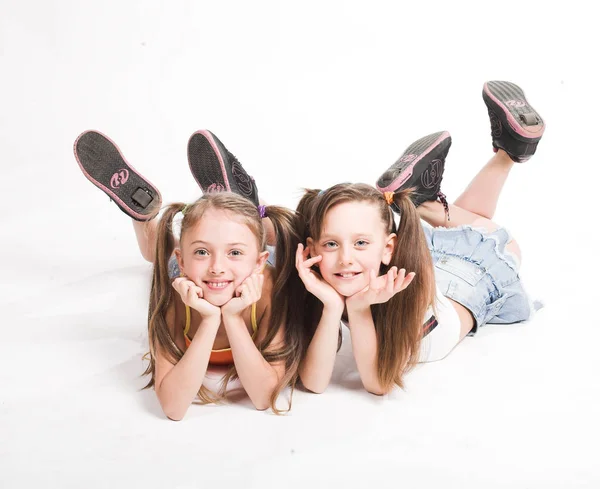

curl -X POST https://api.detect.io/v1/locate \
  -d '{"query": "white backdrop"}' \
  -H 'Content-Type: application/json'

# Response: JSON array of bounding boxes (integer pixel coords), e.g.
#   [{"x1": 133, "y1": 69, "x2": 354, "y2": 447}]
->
[{"x1": 1, "y1": 1, "x2": 599, "y2": 488}]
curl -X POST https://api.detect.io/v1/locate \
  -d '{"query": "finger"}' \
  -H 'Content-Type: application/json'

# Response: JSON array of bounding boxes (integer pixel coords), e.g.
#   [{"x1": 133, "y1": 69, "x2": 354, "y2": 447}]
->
[
  {"x1": 296, "y1": 243, "x2": 304, "y2": 266},
  {"x1": 369, "y1": 269, "x2": 377, "y2": 290},
  {"x1": 172, "y1": 280, "x2": 183, "y2": 297},
  {"x1": 392, "y1": 269, "x2": 405, "y2": 293},
  {"x1": 239, "y1": 282, "x2": 251, "y2": 301},
  {"x1": 234, "y1": 282, "x2": 245, "y2": 298},
  {"x1": 373, "y1": 270, "x2": 387, "y2": 290},
  {"x1": 187, "y1": 283, "x2": 201, "y2": 299},
  {"x1": 177, "y1": 278, "x2": 198, "y2": 293},
  {"x1": 396, "y1": 268, "x2": 406, "y2": 286},
  {"x1": 183, "y1": 284, "x2": 194, "y2": 303},
  {"x1": 403, "y1": 272, "x2": 416, "y2": 288},
  {"x1": 252, "y1": 275, "x2": 262, "y2": 302},
  {"x1": 304, "y1": 255, "x2": 322, "y2": 268},
  {"x1": 248, "y1": 273, "x2": 261, "y2": 297},
  {"x1": 257, "y1": 274, "x2": 264, "y2": 300},
  {"x1": 386, "y1": 268, "x2": 395, "y2": 295},
  {"x1": 303, "y1": 245, "x2": 311, "y2": 258},
  {"x1": 395, "y1": 270, "x2": 414, "y2": 293},
  {"x1": 172, "y1": 277, "x2": 186, "y2": 290}
]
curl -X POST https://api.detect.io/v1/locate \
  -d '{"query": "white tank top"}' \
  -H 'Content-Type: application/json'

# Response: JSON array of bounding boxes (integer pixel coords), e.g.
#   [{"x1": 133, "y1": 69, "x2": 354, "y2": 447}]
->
[{"x1": 419, "y1": 286, "x2": 462, "y2": 363}]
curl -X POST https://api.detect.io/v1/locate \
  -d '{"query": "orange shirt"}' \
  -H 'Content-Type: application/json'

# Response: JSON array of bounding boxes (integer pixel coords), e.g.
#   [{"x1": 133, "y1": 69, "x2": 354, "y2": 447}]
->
[{"x1": 183, "y1": 303, "x2": 258, "y2": 366}]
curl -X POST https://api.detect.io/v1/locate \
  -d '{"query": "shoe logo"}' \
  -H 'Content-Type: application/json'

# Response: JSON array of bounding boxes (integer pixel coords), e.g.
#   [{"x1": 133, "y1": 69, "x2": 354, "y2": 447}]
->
[
  {"x1": 399, "y1": 154, "x2": 417, "y2": 163},
  {"x1": 488, "y1": 109, "x2": 503, "y2": 137},
  {"x1": 110, "y1": 169, "x2": 129, "y2": 188},
  {"x1": 231, "y1": 161, "x2": 253, "y2": 197},
  {"x1": 421, "y1": 159, "x2": 443, "y2": 189},
  {"x1": 506, "y1": 99, "x2": 526, "y2": 108},
  {"x1": 207, "y1": 183, "x2": 226, "y2": 193}
]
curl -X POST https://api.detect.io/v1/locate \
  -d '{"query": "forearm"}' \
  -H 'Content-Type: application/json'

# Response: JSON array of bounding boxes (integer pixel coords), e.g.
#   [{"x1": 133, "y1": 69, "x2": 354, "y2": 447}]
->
[
  {"x1": 347, "y1": 307, "x2": 387, "y2": 395},
  {"x1": 156, "y1": 319, "x2": 220, "y2": 420},
  {"x1": 222, "y1": 314, "x2": 280, "y2": 410},
  {"x1": 298, "y1": 306, "x2": 343, "y2": 394}
]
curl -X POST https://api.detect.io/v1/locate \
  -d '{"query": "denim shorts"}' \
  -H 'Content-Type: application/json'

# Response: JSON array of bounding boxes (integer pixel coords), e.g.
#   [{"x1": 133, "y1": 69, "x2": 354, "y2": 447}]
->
[{"x1": 422, "y1": 223, "x2": 531, "y2": 333}]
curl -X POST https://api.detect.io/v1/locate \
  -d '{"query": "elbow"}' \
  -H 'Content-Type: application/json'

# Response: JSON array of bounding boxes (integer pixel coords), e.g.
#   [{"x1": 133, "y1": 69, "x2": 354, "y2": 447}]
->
[
  {"x1": 159, "y1": 395, "x2": 189, "y2": 421},
  {"x1": 142, "y1": 251, "x2": 155, "y2": 263},
  {"x1": 299, "y1": 373, "x2": 327, "y2": 394},
  {"x1": 166, "y1": 413, "x2": 184, "y2": 422},
  {"x1": 252, "y1": 400, "x2": 271, "y2": 411},
  {"x1": 162, "y1": 404, "x2": 187, "y2": 421},
  {"x1": 249, "y1": 378, "x2": 279, "y2": 411},
  {"x1": 304, "y1": 383, "x2": 326, "y2": 394},
  {"x1": 366, "y1": 388, "x2": 387, "y2": 396},
  {"x1": 364, "y1": 383, "x2": 390, "y2": 396}
]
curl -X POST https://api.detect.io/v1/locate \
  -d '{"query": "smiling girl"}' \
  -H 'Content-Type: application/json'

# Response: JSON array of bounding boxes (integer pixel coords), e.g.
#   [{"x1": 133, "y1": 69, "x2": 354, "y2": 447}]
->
[
  {"x1": 74, "y1": 130, "x2": 304, "y2": 419},
  {"x1": 295, "y1": 81, "x2": 544, "y2": 395}
]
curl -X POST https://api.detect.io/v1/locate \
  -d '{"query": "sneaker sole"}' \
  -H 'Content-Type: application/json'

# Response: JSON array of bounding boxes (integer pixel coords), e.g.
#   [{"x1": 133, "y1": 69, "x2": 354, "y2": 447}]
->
[
  {"x1": 187, "y1": 130, "x2": 232, "y2": 194},
  {"x1": 483, "y1": 81, "x2": 545, "y2": 142},
  {"x1": 187, "y1": 130, "x2": 258, "y2": 204},
  {"x1": 376, "y1": 131, "x2": 451, "y2": 193},
  {"x1": 73, "y1": 131, "x2": 162, "y2": 221}
]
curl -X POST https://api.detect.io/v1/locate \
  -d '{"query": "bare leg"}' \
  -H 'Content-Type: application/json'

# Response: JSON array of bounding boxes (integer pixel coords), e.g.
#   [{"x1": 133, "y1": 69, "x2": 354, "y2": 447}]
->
[
  {"x1": 419, "y1": 201, "x2": 499, "y2": 232},
  {"x1": 452, "y1": 149, "x2": 514, "y2": 220},
  {"x1": 419, "y1": 200, "x2": 521, "y2": 262},
  {"x1": 133, "y1": 219, "x2": 158, "y2": 263}
]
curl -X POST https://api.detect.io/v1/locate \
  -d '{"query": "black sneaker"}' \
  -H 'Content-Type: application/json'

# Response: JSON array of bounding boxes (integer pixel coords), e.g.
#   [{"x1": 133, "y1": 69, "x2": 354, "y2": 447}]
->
[
  {"x1": 187, "y1": 130, "x2": 259, "y2": 206},
  {"x1": 482, "y1": 81, "x2": 545, "y2": 163},
  {"x1": 73, "y1": 130, "x2": 162, "y2": 221},
  {"x1": 376, "y1": 131, "x2": 452, "y2": 214}
]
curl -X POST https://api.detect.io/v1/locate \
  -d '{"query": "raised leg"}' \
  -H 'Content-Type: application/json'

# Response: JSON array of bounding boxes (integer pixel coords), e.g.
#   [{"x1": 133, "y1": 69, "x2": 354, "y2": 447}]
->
[
  {"x1": 133, "y1": 219, "x2": 159, "y2": 263},
  {"x1": 418, "y1": 201, "x2": 521, "y2": 265},
  {"x1": 453, "y1": 149, "x2": 514, "y2": 220}
]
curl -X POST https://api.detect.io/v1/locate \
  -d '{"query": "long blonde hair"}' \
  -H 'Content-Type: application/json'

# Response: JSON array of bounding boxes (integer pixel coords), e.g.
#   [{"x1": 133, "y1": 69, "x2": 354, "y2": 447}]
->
[
  {"x1": 143, "y1": 192, "x2": 305, "y2": 413},
  {"x1": 296, "y1": 183, "x2": 435, "y2": 391}
]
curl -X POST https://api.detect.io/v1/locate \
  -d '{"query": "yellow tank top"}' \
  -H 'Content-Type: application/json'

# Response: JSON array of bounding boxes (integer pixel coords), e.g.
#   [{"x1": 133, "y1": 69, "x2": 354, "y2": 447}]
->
[{"x1": 183, "y1": 303, "x2": 258, "y2": 365}]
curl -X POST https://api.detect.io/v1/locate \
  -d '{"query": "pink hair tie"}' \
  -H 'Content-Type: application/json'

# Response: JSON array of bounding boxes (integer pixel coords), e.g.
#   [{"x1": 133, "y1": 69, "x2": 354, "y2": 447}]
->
[{"x1": 257, "y1": 205, "x2": 267, "y2": 218}]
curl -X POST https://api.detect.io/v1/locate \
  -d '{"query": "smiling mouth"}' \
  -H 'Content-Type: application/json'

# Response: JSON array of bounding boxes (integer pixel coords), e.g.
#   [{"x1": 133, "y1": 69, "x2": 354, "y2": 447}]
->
[
  {"x1": 334, "y1": 272, "x2": 362, "y2": 280},
  {"x1": 203, "y1": 281, "x2": 233, "y2": 290}
]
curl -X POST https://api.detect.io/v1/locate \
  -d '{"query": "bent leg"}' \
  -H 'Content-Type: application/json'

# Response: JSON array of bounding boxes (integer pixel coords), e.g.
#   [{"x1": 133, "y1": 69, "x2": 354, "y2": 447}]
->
[
  {"x1": 419, "y1": 200, "x2": 501, "y2": 232},
  {"x1": 419, "y1": 201, "x2": 522, "y2": 266},
  {"x1": 133, "y1": 219, "x2": 159, "y2": 263},
  {"x1": 453, "y1": 149, "x2": 514, "y2": 220}
]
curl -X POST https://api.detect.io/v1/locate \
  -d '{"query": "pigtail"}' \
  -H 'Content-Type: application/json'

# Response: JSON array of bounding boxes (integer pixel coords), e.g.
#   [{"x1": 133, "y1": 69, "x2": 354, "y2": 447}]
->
[
  {"x1": 296, "y1": 189, "x2": 321, "y2": 241},
  {"x1": 373, "y1": 189, "x2": 436, "y2": 390},
  {"x1": 253, "y1": 205, "x2": 306, "y2": 413},
  {"x1": 143, "y1": 203, "x2": 186, "y2": 388},
  {"x1": 294, "y1": 189, "x2": 330, "y2": 346}
]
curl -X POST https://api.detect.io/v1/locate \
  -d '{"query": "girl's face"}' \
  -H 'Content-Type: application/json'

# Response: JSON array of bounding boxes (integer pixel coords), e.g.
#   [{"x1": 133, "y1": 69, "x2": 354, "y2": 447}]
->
[
  {"x1": 308, "y1": 202, "x2": 396, "y2": 297},
  {"x1": 176, "y1": 209, "x2": 268, "y2": 306}
]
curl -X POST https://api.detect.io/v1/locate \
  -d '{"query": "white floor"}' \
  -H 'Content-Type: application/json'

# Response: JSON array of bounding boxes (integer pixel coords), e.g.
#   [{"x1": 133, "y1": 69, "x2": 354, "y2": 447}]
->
[{"x1": 1, "y1": 1, "x2": 599, "y2": 487}]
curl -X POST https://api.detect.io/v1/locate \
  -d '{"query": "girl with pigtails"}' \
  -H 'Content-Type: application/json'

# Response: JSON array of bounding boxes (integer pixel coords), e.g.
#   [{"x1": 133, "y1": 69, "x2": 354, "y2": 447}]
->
[
  {"x1": 295, "y1": 80, "x2": 544, "y2": 395},
  {"x1": 73, "y1": 129, "x2": 305, "y2": 419}
]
